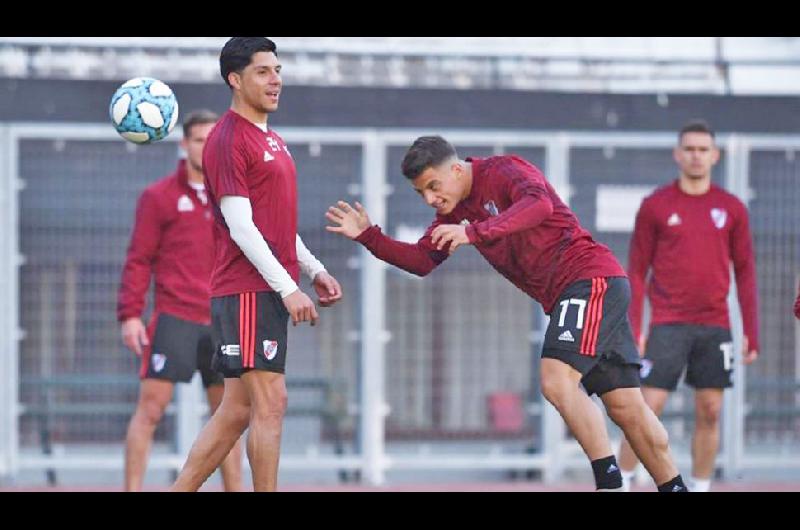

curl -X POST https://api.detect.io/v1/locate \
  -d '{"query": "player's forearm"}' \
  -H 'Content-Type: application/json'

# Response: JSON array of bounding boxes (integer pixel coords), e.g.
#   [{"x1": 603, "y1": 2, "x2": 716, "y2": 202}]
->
[
  {"x1": 355, "y1": 225, "x2": 440, "y2": 277},
  {"x1": 296, "y1": 234, "x2": 326, "y2": 280},
  {"x1": 221, "y1": 197, "x2": 298, "y2": 298},
  {"x1": 466, "y1": 196, "x2": 552, "y2": 243},
  {"x1": 734, "y1": 264, "x2": 760, "y2": 351},
  {"x1": 117, "y1": 257, "x2": 153, "y2": 321}
]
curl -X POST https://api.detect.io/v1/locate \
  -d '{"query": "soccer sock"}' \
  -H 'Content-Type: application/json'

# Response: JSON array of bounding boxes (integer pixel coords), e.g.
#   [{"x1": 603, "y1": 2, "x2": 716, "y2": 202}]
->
[
  {"x1": 657, "y1": 475, "x2": 689, "y2": 492},
  {"x1": 690, "y1": 476, "x2": 711, "y2": 492},
  {"x1": 591, "y1": 455, "x2": 623, "y2": 490},
  {"x1": 621, "y1": 469, "x2": 636, "y2": 492}
]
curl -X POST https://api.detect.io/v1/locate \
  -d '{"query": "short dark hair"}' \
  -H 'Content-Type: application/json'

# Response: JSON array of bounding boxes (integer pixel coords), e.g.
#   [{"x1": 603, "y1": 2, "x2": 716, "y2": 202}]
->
[
  {"x1": 219, "y1": 37, "x2": 277, "y2": 88},
  {"x1": 182, "y1": 109, "x2": 218, "y2": 138},
  {"x1": 401, "y1": 136, "x2": 459, "y2": 180},
  {"x1": 679, "y1": 119, "x2": 715, "y2": 143}
]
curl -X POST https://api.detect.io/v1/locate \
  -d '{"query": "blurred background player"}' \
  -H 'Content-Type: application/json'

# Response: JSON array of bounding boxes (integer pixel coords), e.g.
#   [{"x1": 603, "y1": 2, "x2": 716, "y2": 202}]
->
[
  {"x1": 170, "y1": 37, "x2": 343, "y2": 492},
  {"x1": 326, "y1": 136, "x2": 687, "y2": 492},
  {"x1": 617, "y1": 120, "x2": 759, "y2": 492},
  {"x1": 117, "y1": 109, "x2": 244, "y2": 492}
]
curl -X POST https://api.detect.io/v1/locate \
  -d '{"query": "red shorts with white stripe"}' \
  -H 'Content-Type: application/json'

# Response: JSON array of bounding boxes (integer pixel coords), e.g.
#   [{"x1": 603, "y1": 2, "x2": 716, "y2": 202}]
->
[
  {"x1": 210, "y1": 291, "x2": 290, "y2": 377},
  {"x1": 542, "y1": 276, "x2": 641, "y2": 395}
]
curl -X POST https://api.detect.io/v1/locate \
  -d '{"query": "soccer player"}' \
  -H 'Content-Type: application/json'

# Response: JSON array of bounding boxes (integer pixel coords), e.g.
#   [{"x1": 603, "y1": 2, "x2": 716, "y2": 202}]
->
[
  {"x1": 170, "y1": 37, "x2": 343, "y2": 492},
  {"x1": 118, "y1": 109, "x2": 243, "y2": 492},
  {"x1": 326, "y1": 136, "x2": 687, "y2": 492},
  {"x1": 617, "y1": 120, "x2": 759, "y2": 492}
]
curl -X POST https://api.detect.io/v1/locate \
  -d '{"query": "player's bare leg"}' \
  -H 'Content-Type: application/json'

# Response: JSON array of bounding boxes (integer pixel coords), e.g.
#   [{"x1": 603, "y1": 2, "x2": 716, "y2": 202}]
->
[
  {"x1": 540, "y1": 358, "x2": 615, "y2": 459},
  {"x1": 617, "y1": 386, "x2": 670, "y2": 484},
  {"x1": 124, "y1": 379, "x2": 174, "y2": 492},
  {"x1": 205, "y1": 384, "x2": 245, "y2": 492},
  {"x1": 540, "y1": 358, "x2": 629, "y2": 490},
  {"x1": 691, "y1": 388, "x2": 723, "y2": 492},
  {"x1": 603, "y1": 387, "x2": 678, "y2": 485},
  {"x1": 170, "y1": 378, "x2": 250, "y2": 491},
  {"x1": 240, "y1": 370, "x2": 287, "y2": 492}
]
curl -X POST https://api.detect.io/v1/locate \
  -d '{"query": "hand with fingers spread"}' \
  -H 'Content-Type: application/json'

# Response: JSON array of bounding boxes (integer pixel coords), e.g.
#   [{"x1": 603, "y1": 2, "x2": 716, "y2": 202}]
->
[
  {"x1": 325, "y1": 201, "x2": 372, "y2": 240},
  {"x1": 121, "y1": 317, "x2": 149, "y2": 357},
  {"x1": 312, "y1": 270, "x2": 343, "y2": 307},
  {"x1": 431, "y1": 224, "x2": 470, "y2": 255},
  {"x1": 282, "y1": 289, "x2": 319, "y2": 326}
]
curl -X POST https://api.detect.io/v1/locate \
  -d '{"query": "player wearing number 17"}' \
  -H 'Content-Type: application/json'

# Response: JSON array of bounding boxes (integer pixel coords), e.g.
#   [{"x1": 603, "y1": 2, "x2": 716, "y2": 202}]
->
[{"x1": 326, "y1": 136, "x2": 687, "y2": 492}]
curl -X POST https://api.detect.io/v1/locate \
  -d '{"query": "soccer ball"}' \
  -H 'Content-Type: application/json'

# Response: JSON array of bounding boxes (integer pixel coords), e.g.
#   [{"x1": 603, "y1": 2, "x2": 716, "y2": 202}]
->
[{"x1": 109, "y1": 77, "x2": 179, "y2": 144}]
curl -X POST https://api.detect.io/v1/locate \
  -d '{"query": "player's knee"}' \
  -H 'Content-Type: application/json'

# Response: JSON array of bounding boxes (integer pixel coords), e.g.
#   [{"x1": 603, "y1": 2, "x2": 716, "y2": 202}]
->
[
  {"x1": 225, "y1": 403, "x2": 251, "y2": 432},
  {"x1": 251, "y1": 392, "x2": 288, "y2": 426},
  {"x1": 540, "y1": 375, "x2": 569, "y2": 408},
  {"x1": 696, "y1": 402, "x2": 722, "y2": 428},
  {"x1": 138, "y1": 397, "x2": 168, "y2": 425},
  {"x1": 607, "y1": 401, "x2": 638, "y2": 428}
]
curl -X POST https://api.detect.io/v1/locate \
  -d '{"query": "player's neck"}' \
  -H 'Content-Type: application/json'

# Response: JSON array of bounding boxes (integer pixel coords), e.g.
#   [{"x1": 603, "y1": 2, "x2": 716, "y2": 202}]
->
[
  {"x1": 186, "y1": 164, "x2": 205, "y2": 186},
  {"x1": 230, "y1": 101, "x2": 269, "y2": 129},
  {"x1": 678, "y1": 174, "x2": 711, "y2": 196}
]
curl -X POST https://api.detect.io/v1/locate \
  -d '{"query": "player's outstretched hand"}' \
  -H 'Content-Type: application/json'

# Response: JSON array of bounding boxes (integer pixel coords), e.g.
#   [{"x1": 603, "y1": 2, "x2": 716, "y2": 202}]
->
[
  {"x1": 325, "y1": 201, "x2": 371, "y2": 240},
  {"x1": 283, "y1": 289, "x2": 319, "y2": 326},
  {"x1": 313, "y1": 271, "x2": 343, "y2": 307},
  {"x1": 121, "y1": 317, "x2": 149, "y2": 357},
  {"x1": 431, "y1": 224, "x2": 470, "y2": 254}
]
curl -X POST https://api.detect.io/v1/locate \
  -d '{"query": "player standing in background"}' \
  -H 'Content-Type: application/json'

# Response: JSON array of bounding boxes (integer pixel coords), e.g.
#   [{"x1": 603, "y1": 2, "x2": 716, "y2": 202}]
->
[
  {"x1": 326, "y1": 135, "x2": 687, "y2": 492},
  {"x1": 617, "y1": 120, "x2": 759, "y2": 492},
  {"x1": 118, "y1": 109, "x2": 243, "y2": 492},
  {"x1": 170, "y1": 37, "x2": 343, "y2": 492}
]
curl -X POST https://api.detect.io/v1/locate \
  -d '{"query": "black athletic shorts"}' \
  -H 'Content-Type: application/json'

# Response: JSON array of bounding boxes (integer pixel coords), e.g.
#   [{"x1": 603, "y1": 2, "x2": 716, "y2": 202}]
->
[
  {"x1": 140, "y1": 312, "x2": 223, "y2": 388},
  {"x1": 210, "y1": 291, "x2": 290, "y2": 377},
  {"x1": 541, "y1": 276, "x2": 641, "y2": 396},
  {"x1": 640, "y1": 324, "x2": 734, "y2": 390}
]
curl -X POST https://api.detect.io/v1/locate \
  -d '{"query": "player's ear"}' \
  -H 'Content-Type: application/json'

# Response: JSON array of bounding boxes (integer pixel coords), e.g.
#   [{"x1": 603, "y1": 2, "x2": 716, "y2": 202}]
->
[
  {"x1": 228, "y1": 71, "x2": 241, "y2": 90},
  {"x1": 711, "y1": 146, "x2": 721, "y2": 165}
]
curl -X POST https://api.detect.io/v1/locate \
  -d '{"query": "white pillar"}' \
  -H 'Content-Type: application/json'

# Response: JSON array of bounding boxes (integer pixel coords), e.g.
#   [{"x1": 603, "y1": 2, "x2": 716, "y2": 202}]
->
[
  {"x1": 359, "y1": 131, "x2": 389, "y2": 485},
  {"x1": 0, "y1": 126, "x2": 21, "y2": 481},
  {"x1": 175, "y1": 375, "x2": 203, "y2": 471},
  {"x1": 722, "y1": 134, "x2": 750, "y2": 478}
]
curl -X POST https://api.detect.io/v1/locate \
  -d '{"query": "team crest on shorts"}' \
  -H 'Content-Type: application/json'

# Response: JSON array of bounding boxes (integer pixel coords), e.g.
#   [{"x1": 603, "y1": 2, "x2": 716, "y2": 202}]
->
[
  {"x1": 639, "y1": 359, "x2": 653, "y2": 379},
  {"x1": 263, "y1": 340, "x2": 279, "y2": 360},
  {"x1": 151, "y1": 353, "x2": 166, "y2": 373}
]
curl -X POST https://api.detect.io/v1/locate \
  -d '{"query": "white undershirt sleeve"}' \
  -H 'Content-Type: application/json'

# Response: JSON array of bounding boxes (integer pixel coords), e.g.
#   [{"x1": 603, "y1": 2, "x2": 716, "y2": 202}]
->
[
  {"x1": 296, "y1": 234, "x2": 326, "y2": 281},
  {"x1": 220, "y1": 195, "x2": 299, "y2": 298}
]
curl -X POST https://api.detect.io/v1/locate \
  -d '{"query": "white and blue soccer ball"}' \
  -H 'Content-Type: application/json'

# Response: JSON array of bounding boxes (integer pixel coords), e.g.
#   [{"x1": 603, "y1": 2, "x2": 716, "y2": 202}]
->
[{"x1": 109, "y1": 77, "x2": 179, "y2": 144}]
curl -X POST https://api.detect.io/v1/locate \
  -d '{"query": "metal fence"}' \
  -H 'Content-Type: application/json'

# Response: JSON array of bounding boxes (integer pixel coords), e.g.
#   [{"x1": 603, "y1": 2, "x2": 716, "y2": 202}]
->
[{"x1": 1, "y1": 124, "x2": 798, "y2": 486}]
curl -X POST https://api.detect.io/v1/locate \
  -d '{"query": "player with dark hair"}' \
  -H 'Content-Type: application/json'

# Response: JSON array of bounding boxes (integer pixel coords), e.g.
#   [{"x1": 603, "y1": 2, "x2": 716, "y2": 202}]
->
[
  {"x1": 617, "y1": 120, "x2": 759, "y2": 492},
  {"x1": 326, "y1": 135, "x2": 687, "y2": 492},
  {"x1": 118, "y1": 109, "x2": 243, "y2": 491},
  {"x1": 170, "y1": 37, "x2": 343, "y2": 492}
]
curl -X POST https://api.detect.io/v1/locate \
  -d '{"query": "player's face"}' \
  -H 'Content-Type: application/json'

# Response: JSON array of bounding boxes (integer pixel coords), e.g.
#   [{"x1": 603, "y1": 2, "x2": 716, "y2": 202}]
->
[
  {"x1": 232, "y1": 51, "x2": 282, "y2": 114},
  {"x1": 181, "y1": 122, "x2": 216, "y2": 173},
  {"x1": 674, "y1": 132, "x2": 719, "y2": 180},
  {"x1": 411, "y1": 161, "x2": 467, "y2": 215}
]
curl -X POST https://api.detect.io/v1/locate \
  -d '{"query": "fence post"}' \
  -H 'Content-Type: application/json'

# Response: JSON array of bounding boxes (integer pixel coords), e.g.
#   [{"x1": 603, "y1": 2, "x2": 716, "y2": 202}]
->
[{"x1": 359, "y1": 131, "x2": 389, "y2": 485}]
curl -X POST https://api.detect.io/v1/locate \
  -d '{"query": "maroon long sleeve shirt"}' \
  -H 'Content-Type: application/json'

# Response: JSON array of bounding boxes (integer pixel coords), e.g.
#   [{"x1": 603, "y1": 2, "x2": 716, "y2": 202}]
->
[
  {"x1": 628, "y1": 180, "x2": 759, "y2": 351},
  {"x1": 356, "y1": 156, "x2": 624, "y2": 314},
  {"x1": 117, "y1": 160, "x2": 214, "y2": 325}
]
